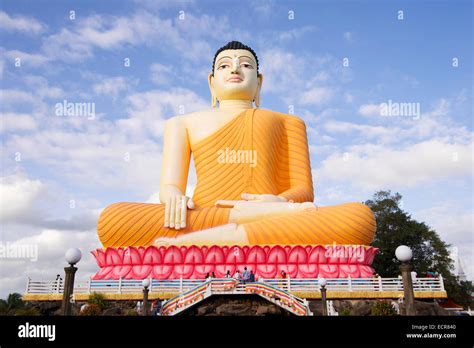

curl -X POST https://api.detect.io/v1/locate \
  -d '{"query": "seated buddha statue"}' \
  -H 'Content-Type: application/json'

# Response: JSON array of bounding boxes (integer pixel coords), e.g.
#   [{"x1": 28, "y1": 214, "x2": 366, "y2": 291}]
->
[{"x1": 97, "y1": 41, "x2": 376, "y2": 249}]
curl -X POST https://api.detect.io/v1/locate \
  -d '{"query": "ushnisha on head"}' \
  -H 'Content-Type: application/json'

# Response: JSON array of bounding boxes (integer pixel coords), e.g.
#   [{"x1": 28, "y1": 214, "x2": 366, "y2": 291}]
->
[{"x1": 208, "y1": 41, "x2": 263, "y2": 108}]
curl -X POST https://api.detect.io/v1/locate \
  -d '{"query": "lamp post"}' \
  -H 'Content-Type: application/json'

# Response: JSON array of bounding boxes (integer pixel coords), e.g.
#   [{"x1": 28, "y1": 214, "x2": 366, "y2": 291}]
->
[
  {"x1": 396, "y1": 245, "x2": 416, "y2": 316},
  {"x1": 319, "y1": 278, "x2": 328, "y2": 316},
  {"x1": 142, "y1": 278, "x2": 150, "y2": 316},
  {"x1": 61, "y1": 248, "x2": 82, "y2": 316}
]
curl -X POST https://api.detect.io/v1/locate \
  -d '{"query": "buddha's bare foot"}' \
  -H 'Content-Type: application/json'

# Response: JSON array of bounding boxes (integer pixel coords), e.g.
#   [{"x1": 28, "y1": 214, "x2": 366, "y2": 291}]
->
[
  {"x1": 153, "y1": 223, "x2": 248, "y2": 247},
  {"x1": 153, "y1": 237, "x2": 174, "y2": 247},
  {"x1": 299, "y1": 202, "x2": 317, "y2": 211},
  {"x1": 228, "y1": 201, "x2": 317, "y2": 224}
]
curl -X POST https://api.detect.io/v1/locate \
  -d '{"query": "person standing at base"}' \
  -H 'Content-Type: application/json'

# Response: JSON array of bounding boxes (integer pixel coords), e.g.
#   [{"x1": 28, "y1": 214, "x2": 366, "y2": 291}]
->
[
  {"x1": 154, "y1": 300, "x2": 162, "y2": 316},
  {"x1": 53, "y1": 274, "x2": 62, "y2": 292},
  {"x1": 249, "y1": 270, "x2": 255, "y2": 283},
  {"x1": 234, "y1": 269, "x2": 241, "y2": 282},
  {"x1": 242, "y1": 267, "x2": 250, "y2": 284}
]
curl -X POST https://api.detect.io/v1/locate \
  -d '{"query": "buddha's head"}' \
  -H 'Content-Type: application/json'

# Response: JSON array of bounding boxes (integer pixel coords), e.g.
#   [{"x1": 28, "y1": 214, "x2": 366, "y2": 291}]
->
[{"x1": 208, "y1": 41, "x2": 263, "y2": 107}]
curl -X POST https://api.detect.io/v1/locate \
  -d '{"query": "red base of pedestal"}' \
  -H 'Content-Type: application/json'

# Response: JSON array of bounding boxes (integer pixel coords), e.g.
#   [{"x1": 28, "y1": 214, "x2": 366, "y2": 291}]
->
[{"x1": 91, "y1": 245, "x2": 378, "y2": 280}]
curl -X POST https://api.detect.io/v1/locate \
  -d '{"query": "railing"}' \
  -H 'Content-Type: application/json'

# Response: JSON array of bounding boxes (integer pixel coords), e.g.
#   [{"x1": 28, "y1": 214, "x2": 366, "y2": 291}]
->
[
  {"x1": 25, "y1": 277, "x2": 64, "y2": 294},
  {"x1": 25, "y1": 275, "x2": 445, "y2": 295},
  {"x1": 161, "y1": 278, "x2": 242, "y2": 315},
  {"x1": 161, "y1": 279, "x2": 312, "y2": 316},
  {"x1": 261, "y1": 276, "x2": 445, "y2": 293},
  {"x1": 245, "y1": 282, "x2": 311, "y2": 316}
]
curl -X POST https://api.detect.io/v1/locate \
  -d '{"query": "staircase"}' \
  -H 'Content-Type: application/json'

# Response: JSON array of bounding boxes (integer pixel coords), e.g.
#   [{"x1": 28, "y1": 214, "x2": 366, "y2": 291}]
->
[
  {"x1": 245, "y1": 282, "x2": 312, "y2": 316},
  {"x1": 160, "y1": 279, "x2": 312, "y2": 316}
]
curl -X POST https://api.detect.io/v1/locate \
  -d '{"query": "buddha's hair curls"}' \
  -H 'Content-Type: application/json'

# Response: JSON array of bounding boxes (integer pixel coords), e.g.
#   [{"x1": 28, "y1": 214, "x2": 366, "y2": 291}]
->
[{"x1": 212, "y1": 41, "x2": 259, "y2": 76}]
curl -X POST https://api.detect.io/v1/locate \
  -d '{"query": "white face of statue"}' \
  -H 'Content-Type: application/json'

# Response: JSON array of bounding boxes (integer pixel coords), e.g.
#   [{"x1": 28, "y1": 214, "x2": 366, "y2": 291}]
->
[{"x1": 209, "y1": 49, "x2": 263, "y2": 103}]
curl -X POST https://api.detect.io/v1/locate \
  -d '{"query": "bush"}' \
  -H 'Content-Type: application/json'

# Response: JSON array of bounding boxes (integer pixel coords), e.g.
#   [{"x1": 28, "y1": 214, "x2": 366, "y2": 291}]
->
[
  {"x1": 0, "y1": 293, "x2": 25, "y2": 315},
  {"x1": 370, "y1": 301, "x2": 397, "y2": 316},
  {"x1": 338, "y1": 308, "x2": 351, "y2": 316},
  {"x1": 124, "y1": 309, "x2": 139, "y2": 316},
  {"x1": 0, "y1": 300, "x2": 8, "y2": 314},
  {"x1": 87, "y1": 292, "x2": 108, "y2": 310},
  {"x1": 79, "y1": 303, "x2": 102, "y2": 316},
  {"x1": 15, "y1": 308, "x2": 41, "y2": 316}
]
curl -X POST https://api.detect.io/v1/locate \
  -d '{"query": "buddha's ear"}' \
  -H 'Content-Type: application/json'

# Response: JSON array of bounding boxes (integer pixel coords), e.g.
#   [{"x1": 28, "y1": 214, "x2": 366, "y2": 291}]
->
[
  {"x1": 208, "y1": 73, "x2": 217, "y2": 108},
  {"x1": 257, "y1": 73, "x2": 263, "y2": 89},
  {"x1": 255, "y1": 73, "x2": 263, "y2": 108}
]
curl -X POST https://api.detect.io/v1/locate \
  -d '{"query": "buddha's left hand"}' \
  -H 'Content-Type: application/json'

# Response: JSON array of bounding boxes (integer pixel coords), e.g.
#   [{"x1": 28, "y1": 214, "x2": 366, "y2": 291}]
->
[
  {"x1": 241, "y1": 193, "x2": 287, "y2": 202},
  {"x1": 215, "y1": 193, "x2": 287, "y2": 207}
]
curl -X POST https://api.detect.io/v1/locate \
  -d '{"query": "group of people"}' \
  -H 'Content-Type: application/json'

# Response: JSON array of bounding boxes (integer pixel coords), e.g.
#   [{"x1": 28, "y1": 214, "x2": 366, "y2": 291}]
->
[
  {"x1": 151, "y1": 300, "x2": 162, "y2": 315},
  {"x1": 135, "y1": 300, "x2": 162, "y2": 316},
  {"x1": 205, "y1": 267, "x2": 256, "y2": 284}
]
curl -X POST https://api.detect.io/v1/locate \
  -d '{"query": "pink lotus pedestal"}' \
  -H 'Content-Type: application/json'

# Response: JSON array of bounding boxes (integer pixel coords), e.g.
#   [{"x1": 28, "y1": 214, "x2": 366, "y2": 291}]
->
[{"x1": 91, "y1": 245, "x2": 378, "y2": 280}]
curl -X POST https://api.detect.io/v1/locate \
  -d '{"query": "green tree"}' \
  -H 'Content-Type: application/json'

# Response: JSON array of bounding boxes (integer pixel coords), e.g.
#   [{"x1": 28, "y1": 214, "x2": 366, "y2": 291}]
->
[
  {"x1": 366, "y1": 190, "x2": 473, "y2": 309},
  {"x1": 0, "y1": 293, "x2": 25, "y2": 315}
]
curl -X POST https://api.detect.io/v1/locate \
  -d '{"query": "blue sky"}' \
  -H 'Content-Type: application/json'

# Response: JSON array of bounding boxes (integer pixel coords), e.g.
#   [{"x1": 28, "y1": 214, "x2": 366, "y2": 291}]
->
[{"x1": 0, "y1": 0, "x2": 472, "y2": 297}]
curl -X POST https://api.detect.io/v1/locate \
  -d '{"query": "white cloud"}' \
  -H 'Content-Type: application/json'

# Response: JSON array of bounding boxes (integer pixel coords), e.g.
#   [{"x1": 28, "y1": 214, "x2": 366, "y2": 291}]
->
[
  {"x1": 0, "y1": 112, "x2": 37, "y2": 132},
  {"x1": 93, "y1": 76, "x2": 135, "y2": 98},
  {"x1": 0, "y1": 174, "x2": 44, "y2": 222},
  {"x1": 414, "y1": 205, "x2": 473, "y2": 280},
  {"x1": 0, "y1": 11, "x2": 46, "y2": 35},
  {"x1": 23, "y1": 75, "x2": 63, "y2": 99},
  {"x1": 318, "y1": 139, "x2": 473, "y2": 191},
  {"x1": 0, "y1": 228, "x2": 100, "y2": 299},
  {"x1": 124, "y1": 88, "x2": 208, "y2": 137},
  {"x1": 424, "y1": 98, "x2": 450, "y2": 117},
  {"x1": 78, "y1": 15, "x2": 137, "y2": 49},
  {"x1": 324, "y1": 120, "x2": 394, "y2": 140},
  {"x1": 260, "y1": 49, "x2": 304, "y2": 94},
  {"x1": 41, "y1": 11, "x2": 228, "y2": 63},
  {"x1": 249, "y1": 0, "x2": 275, "y2": 19},
  {"x1": 0, "y1": 89, "x2": 37, "y2": 105},
  {"x1": 278, "y1": 26, "x2": 316, "y2": 41},
  {"x1": 298, "y1": 87, "x2": 334, "y2": 106},
  {"x1": 41, "y1": 28, "x2": 95, "y2": 61},
  {"x1": 1, "y1": 48, "x2": 50, "y2": 67},
  {"x1": 1, "y1": 77, "x2": 65, "y2": 127},
  {"x1": 2, "y1": 88, "x2": 207, "y2": 196},
  {"x1": 0, "y1": 173, "x2": 100, "y2": 235},
  {"x1": 358, "y1": 103, "x2": 381, "y2": 117},
  {"x1": 260, "y1": 48, "x2": 344, "y2": 110},
  {"x1": 329, "y1": 97, "x2": 472, "y2": 146},
  {"x1": 150, "y1": 63, "x2": 174, "y2": 85}
]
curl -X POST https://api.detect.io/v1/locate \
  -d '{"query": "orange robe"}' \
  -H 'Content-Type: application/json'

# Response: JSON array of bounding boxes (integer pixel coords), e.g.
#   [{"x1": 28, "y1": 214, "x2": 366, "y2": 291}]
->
[{"x1": 98, "y1": 109, "x2": 376, "y2": 248}]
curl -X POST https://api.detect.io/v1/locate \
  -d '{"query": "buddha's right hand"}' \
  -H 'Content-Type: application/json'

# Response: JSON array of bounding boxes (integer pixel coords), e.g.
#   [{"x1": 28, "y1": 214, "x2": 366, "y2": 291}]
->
[{"x1": 164, "y1": 195, "x2": 195, "y2": 230}]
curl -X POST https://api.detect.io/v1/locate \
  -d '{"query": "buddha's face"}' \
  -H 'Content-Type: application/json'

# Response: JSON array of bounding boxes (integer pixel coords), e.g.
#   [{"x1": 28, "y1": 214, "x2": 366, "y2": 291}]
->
[{"x1": 209, "y1": 49, "x2": 263, "y2": 103}]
